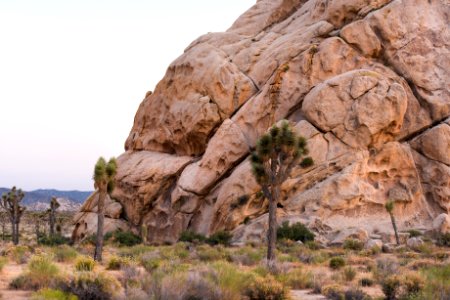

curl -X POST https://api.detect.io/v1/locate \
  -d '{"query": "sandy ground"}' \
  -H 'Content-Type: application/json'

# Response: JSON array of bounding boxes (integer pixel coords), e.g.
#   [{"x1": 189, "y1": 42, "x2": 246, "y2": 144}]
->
[
  {"x1": 0, "y1": 263, "x2": 32, "y2": 300},
  {"x1": 291, "y1": 290, "x2": 327, "y2": 299}
]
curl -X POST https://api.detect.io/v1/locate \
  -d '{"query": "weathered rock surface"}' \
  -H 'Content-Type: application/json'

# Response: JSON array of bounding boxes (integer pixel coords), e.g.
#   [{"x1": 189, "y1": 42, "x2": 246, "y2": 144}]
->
[{"x1": 74, "y1": 0, "x2": 449, "y2": 244}]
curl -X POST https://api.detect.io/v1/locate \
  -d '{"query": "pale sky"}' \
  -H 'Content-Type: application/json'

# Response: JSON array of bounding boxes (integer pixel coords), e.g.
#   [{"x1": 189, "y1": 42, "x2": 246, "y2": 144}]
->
[{"x1": 0, "y1": 0, "x2": 255, "y2": 191}]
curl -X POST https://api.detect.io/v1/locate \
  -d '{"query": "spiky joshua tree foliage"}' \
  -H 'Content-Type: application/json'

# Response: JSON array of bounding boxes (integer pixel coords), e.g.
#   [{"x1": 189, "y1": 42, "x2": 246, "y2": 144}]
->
[
  {"x1": 93, "y1": 157, "x2": 117, "y2": 262},
  {"x1": 48, "y1": 196, "x2": 60, "y2": 237},
  {"x1": 0, "y1": 186, "x2": 26, "y2": 245},
  {"x1": 251, "y1": 120, "x2": 313, "y2": 269},
  {"x1": 385, "y1": 200, "x2": 400, "y2": 245}
]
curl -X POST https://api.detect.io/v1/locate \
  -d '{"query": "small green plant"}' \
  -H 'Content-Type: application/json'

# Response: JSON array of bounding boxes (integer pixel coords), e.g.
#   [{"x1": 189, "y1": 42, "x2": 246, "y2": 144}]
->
[
  {"x1": 277, "y1": 268, "x2": 313, "y2": 289},
  {"x1": 343, "y1": 239, "x2": 364, "y2": 251},
  {"x1": 107, "y1": 255, "x2": 132, "y2": 270},
  {"x1": 113, "y1": 230, "x2": 142, "y2": 247},
  {"x1": 207, "y1": 231, "x2": 232, "y2": 246},
  {"x1": 381, "y1": 275, "x2": 401, "y2": 300},
  {"x1": 52, "y1": 245, "x2": 78, "y2": 262},
  {"x1": 329, "y1": 257, "x2": 346, "y2": 270},
  {"x1": 179, "y1": 230, "x2": 206, "y2": 243},
  {"x1": 342, "y1": 266, "x2": 357, "y2": 282},
  {"x1": 360, "y1": 277, "x2": 374, "y2": 287},
  {"x1": 38, "y1": 235, "x2": 70, "y2": 246},
  {"x1": 408, "y1": 229, "x2": 422, "y2": 238},
  {"x1": 32, "y1": 288, "x2": 77, "y2": 300},
  {"x1": 64, "y1": 271, "x2": 120, "y2": 300},
  {"x1": 10, "y1": 245, "x2": 30, "y2": 264},
  {"x1": 74, "y1": 256, "x2": 95, "y2": 272},
  {"x1": 437, "y1": 233, "x2": 450, "y2": 247},
  {"x1": 244, "y1": 275, "x2": 288, "y2": 300},
  {"x1": 10, "y1": 255, "x2": 62, "y2": 290},
  {"x1": 277, "y1": 221, "x2": 315, "y2": 243}
]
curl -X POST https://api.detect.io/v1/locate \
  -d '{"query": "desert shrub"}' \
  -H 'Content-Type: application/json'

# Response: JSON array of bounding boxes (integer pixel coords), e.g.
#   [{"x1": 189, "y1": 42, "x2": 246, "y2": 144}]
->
[
  {"x1": 343, "y1": 266, "x2": 357, "y2": 281},
  {"x1": 243, "y1": 275, "x2": 288, "y2": 300},
  {"x1": 10, "y1": 255, "x2": 63, "y2": 290},
  {"x1": 277, "y1": 221, "x2": 314, "y2": 243},
  {"x1": 140, "y1": 251, "x2": 162, "y2": 272},
  {"x1": 277, "y1": 268, "x2": 313, "y2": 289},
  {"x1": 402, "y1": 272, "x2": 424, "y2": 298},
  {"x1": 408, "y1": 229, "x2": 422, "y2": 238},
  {"x1": 113, "y1": 231, "x2": 142, "y2": 247},
  {"x1": 207, "y1": 231, "x2": 232, "y2": 246},
  {"x1": 343, "y1": 289, "x2": 371, "y2": 300},
  {"x1": 211, "y1": 260, "x2": 256, "y2": 297},
  {"x1": 118, "y1": 245, "x2": 154, "y2": 258},
  {"x1": 434, "y1": 251, "x2": 449, "y2": 261},
  {"x1": 381, "y1": 275, "x2": 401, "y2": 300},
  {"x1": 0, "y1": 257, "x2": 7, "y2": 272},
  {"x1": 437, "y1": 233, "x2": 450, "y2": 247},
  {"x1": 53, "y1": 245, "x2": 78, "y2": 262},
  {"x1": 63, "y1": 271, "x2": 120, "y2": 300},
  {"x1": 360, "y1": 277, "x2": 374, "y2": 287},
  {"x1": 329, "y1": 257, "x2": 346, "y2": 269},
  {"x1": 179, "y1": 230, "x2": 206, "y2": 243},
  {"x1": 39, "y1": 235, "x2": 70, "y2": 246},
  {"x1": 375, "y1": 257, "x2": 399, "y2": 279},
  {"x1": 106, "y1": 255, "x2": 132, "y2": 270},
  {"x1": 305, "y1": 240, "x2": 321, "y2": 250},
  {"x1": 160, "y1": 270, "x2": 223, "y2": 300},
  {"x1": 10, "y1": 245, "x2": 30, "y2": 264},
  {"x1": 419, "y1": 265, "x2": 450, "y2": 300},
  {"x1": 196, "y1": 244, "x2": 229, "y2": 262},
  {"x1": 74, "y1": 256, "x2": 95, "y2": 272},
  {"x1": 230, "y1": 246, "x2": 263, "y2": 266},
  {"x1": 31, "y1": 288, "x2": 77, "y2": 300},
  {"x1": 343, "y1": 239, "x2": 364, "y2": 251},
  {"x1": 322, "y1": 284, "x2": 345, "y2": 299}
]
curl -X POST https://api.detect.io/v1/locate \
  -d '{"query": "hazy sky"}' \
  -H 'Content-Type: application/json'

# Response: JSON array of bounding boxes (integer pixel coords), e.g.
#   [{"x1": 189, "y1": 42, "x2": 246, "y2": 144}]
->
[{"x1": 0, "y1": 0, "x2": 255, "y2": 191}]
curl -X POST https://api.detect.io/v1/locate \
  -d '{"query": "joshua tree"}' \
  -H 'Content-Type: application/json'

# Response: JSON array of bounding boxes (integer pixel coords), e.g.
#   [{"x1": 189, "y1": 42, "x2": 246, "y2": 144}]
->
[
  {"x1": 48, "y1": 197, "x2": 60, "y2": 236},
  {"x1": 385, "y1": 200, "x2": 400, "y2": 245},
  {"x1": 31, "y1": 211, "x2": 46, "y2": 242},
  {"x1": 0, "y1": 210, "x2": 7, "y2": 241},
  {"x1": 0, "y1": 187, "x2": 26, "y2": 245},
  {"x1": 251, "y1": 120, "x2": 313, "y2": 269},
  {"x1": 93, "y1": 157, "x2": 117, "y2": 262}
]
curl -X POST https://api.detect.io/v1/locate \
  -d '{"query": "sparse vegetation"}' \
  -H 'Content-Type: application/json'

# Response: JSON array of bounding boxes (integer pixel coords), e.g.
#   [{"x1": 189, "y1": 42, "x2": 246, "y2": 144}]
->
[
  {"x1": 343, "y1": 238, "x2": 364, "y2": 251},
  {"x1": 74, "y1": 255, "x2": 95, "y2": 272},
  {"x1": 330, "y1": 257, "x2": 346, "y2": 269}
]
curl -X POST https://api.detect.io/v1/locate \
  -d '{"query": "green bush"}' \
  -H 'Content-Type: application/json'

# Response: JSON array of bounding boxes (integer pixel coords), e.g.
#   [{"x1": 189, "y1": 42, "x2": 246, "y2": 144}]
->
[
  {"x1": 39, "y1": 235, "x2": 70, "y2": 246},
  {"x1": 408, "y1": 229, "x2": 422, "y2": 238},
  {"x1": 113, "y1": 231, "x2": 142, "y2": 247},
  {"x1": 343, "y1": 266, "x2": 357, "y2": 281},
  {"x1": 179, "y1": 230, "x2": 206, "y2": 243},
  {"x1": 277, "y1": 221, "x2": 314, "y2": 243},
  {"x1": 63, "y1": 271, "x2": 120, "y2": 300},
  {"x1": 74, "y1": 256, "x2": 95, "y2": 272},
  {"x1": 106, "y1": 255, "x2": 132, "y2": 270},
  {"x1": 277, "y1": 268, "x2": 313, "y2": 289},
  {"x1": 52, "y1": 245, "x2": 78, "y2": 262},
  {"x1": 381, "y1": 275, "x2": 401, "y2": 300},
  {"x1": 10, "y1": 255, "x2": 63, "y2": 290},
  {"x1": 243, "y1": 275, "x2": 288, "y2": 300},
  {"x1": 343, "y1": 239, "x2": 364, "y2": 251},
  {"x1": 419, "y1": 265, "x2": 450, "y2": 300},
  {"x1": 32, "y1": 288, "x2": 77, "y2": 300},
  {"x1": 437, "y1": 233, "x2": 450, "y2": 247},
  {"x1": 329, "y1": 257, "x2": 346, "y2": 270},
  {"x1": 207, "y1": 231, "x2": 232, "y2": 246},
  {"x1": 360, "y1": 277, "x2": 374, "y2": 287}
]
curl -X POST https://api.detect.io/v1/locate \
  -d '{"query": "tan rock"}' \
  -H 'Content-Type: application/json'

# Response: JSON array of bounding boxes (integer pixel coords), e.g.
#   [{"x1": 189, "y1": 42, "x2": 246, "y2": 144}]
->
[
  {"x1": 410, "y1": 123, "x2": 450, "y2": 166},
  {"x1": 340, "y1": 20, "x2": 381, "y2": 57},
  {"x1": 72, "y1": 212, "x2": 129, "y2": 242},
  {"x1": 432, "y1": 214, "x2": 450, "y2": 234}
]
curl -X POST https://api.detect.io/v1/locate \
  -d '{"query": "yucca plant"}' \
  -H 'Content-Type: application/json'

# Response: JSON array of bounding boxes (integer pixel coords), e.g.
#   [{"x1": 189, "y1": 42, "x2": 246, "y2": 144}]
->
[
  {"x1": 1, "y1": 186, "x2": 26, "y2": 245},
  {"x1": 93, "y1": 157, "x2": 117, "y2": 262},
  {"x1": 385, "y1": 200, "x2": 400, "y2": 245},
  {"x1": 251, "y1": 120, "x2": 313, "y2": 269}
]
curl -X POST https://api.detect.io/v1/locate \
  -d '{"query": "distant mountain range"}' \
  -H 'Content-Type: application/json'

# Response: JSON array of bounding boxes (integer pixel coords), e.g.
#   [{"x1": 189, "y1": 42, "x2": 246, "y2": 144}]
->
[{"x1": 0, "y1": 188, "x2": 92, "y2": 211}]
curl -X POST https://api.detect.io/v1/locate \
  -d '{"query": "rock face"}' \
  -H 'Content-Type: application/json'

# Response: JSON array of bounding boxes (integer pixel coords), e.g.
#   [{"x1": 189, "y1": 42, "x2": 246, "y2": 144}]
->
[{"x1": 73, "y1": 0, "x2": 450, "y2": 244}]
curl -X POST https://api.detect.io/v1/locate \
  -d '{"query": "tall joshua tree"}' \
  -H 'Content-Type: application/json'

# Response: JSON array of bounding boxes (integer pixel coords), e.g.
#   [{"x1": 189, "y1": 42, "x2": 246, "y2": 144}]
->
[
  {"x1": 48, "y1": 197, "x2": 60, "y2": 236},
  {"x1": 251, "y1": 120, "x2": 313, "y2": 269},
  {"x1": 93, "y1": 157, "x2": 117, "y2": 262},
  {"x1": 385, "y1": 200, "x2": 400, "y2": 245},
  {"x1": 0, "y1": 210, "x2": 7, "y2": 241},
  {"x1": 0, "y1": 187, "x2": 26, "y2": 245}
]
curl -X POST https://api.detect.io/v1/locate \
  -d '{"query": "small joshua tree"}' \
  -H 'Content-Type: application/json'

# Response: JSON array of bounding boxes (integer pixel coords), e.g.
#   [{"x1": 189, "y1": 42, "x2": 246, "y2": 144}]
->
[
  {"x1": 0, "y1": 210, "x2": 7, "y2": 241},
  {"x1": 385, "y1": 200, "x2": 400, "y2": 245},
  {"x1": 31, "y1": 211, "x2": 46, "y2": 242},
  {"x1": 0, "y1": 187, "x2": 26, "y2": 245},
  {"x1": 251, "y1": 120, "x2": 313, "y2": 269},
  {"x1": 48, "y1": 196, "x2": 60, "y2": 236},
  {"x1": 93, "y1": 157, "x2": 117, "y2": 262}
]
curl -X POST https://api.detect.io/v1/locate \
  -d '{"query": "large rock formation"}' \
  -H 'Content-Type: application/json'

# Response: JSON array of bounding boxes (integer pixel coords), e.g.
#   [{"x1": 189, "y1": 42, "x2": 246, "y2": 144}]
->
[{"x1": 73, "y1": 0, "x2": 449, "y2": 244}]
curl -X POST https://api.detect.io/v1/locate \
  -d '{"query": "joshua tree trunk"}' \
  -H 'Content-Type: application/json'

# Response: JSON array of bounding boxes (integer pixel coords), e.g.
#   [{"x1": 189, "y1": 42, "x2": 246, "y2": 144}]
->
[
  {"x1": 1, "y1": 222, "x2": 5, "y2": 241},
  {"x1": 266, "y1": 191, "x2": 278, "y2": 265},
  {"x1": 94, "y1": 189, "x2": 106, "y2": 262},
  {"x1": 49, "y1": 211, "x2": 55, "y2": 236},
  {"x1": 389, "y1": 212, "x2": 400, "y2": 245}
]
